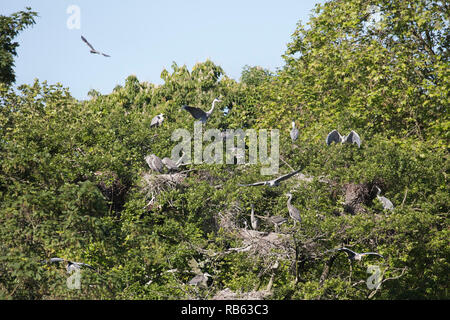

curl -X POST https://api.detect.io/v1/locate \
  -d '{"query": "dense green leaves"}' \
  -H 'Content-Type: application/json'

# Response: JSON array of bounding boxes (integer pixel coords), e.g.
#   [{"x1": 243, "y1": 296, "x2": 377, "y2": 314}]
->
[{"x1": 0, "y1": 1, "x2": 448, "y2": 300}]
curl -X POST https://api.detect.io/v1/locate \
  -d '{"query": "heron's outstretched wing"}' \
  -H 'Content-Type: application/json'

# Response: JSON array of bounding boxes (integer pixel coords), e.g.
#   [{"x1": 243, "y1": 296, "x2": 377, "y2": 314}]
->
[
  {"x1": 238, "y1": 181, "x2": 266, "y2": 187},
  {"x1": 41, "y1": 257, "x2": 65, "y2": 264},
  {"x1": 360, "y1": 252, "x2": 384, "y2": 259},
  {"x1": 344, "y1": 130, "x2": 361, "y2": 147},
  {"x1": 273, "y1": 168, "x2": 302, "y2": 184},
  {"x1": 75, "y1": 262, "x2": 96, "y2": 270},
  {"x1": 101, "y1": 52, "x2": 110, "y2": 57},
  {"x1": 326, "y1": 130, "x2": 342, "y2": 145},
  {"x1": 81, "y1": 35, "x2": 96, "y2": 51},
  {"x1": 182, "y1": 105, "x2": 206, "y2": 120},
  {"x1": 336, "y1": 247, "x2": 357, "y2": 257}
]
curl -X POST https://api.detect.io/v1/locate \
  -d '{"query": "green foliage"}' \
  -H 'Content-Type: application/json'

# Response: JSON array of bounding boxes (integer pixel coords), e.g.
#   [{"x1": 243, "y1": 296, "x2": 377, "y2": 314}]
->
[
  {"x1": 0, "y1": 7, "x2": 37, "y2": 86},
  {"x1": 0, "y1": 0, "x2": 448, "y2": 300}
]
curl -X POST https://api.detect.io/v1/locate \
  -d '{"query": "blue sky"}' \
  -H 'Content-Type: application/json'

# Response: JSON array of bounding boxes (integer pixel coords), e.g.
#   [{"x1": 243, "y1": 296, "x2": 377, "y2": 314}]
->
[{"x1": 3, "y1": 1, "x2": 324, "y2": 100}]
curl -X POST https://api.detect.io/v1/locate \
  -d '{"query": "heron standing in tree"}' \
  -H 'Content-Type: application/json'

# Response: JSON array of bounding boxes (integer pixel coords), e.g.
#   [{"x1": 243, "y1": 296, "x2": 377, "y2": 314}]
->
[
  {"x1": 182, "y1": 98, "x2": 222, "y2": 123},
  {"x1": 253, "y1": 214, "x2": 287, "y2": 232},
  {"x1": 150, "y1": 113, "x2": 164, "y2": 128},
  {"x1": 250, "y1": 204, "x2": 259, "y2": 230},
  {"x1": 290, "y1": 121, "x2": 299, "y2": 142},
  {"x1": 286, "y1": 193, "x2": 301, "y2": 226},
  {"x1": 374, "y1": 186, "x2": 394, "y2": 211},
  {"x1": 188, "y1": 272, "x2": 212, "y2": 287},
  {"x1": 145, "y1": 154, "x2": 164, "y2": 173}
]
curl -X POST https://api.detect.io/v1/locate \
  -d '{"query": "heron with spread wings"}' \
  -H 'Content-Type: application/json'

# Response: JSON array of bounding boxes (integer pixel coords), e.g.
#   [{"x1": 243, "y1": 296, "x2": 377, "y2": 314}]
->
[
  {"x1": 41, "y1": 257, "x2": 96, "y2": 273},
  {"x1": 238, "y1": 168, "x2": 301, "y2": 187},
  {"x1": 182, "y1": 98, "x2": 222, "y2": 123},
  {"x1": 81, "y1": 35, "x2": 111, "y2": 57},
  {"x1": 330, "y1": 247, "x2": 384, "y2": 261},
  {"x1": 326, "y1": 130, "x2": 361, "y2": 147}
]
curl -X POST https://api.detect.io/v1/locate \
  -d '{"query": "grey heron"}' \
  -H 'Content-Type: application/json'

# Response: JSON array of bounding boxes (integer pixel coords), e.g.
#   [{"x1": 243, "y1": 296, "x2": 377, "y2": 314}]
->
[
  {"x1": 41, "y1": 257, "x2": 96, "y2": 273},
  {"x1": 374, "y1": 186, "x2": 394, "y2": 211},
  {"x1": 150, "y1": 113, "x2": 164, "y2": 128},
  {"x1": 254, "y1": 214, "x2": 287, "y2": 232},
  {"x1": 250, "y1": 204, "x2": 259, "y2": 230},
  {"x1": 332, "y1": 247, "x2": 384, "y2": 261},
  {"x1": 188, "y1": 272, "x2": 212, "y2": 287},
  {"x1": 81, "y1": 35, "x2": 110, "y2": 57},
  {"x1": 238, "y1": 168, "x2": 302, "y2": 187},
  {"x1": 326, "y1": 130, "x2": 361, "y2": 147},
  {"x1": 161, "y1": 152, "x2": 186, "y2": 171},
  {"x1": 182, "y1": 98, "x2": 222, "y2": 123},
  {"x1": 286, "y1": 193, "x2": 301, "y2": 226},
  {"x1": 290, "y1": 121, "x2": 299, "y2": 142},
  {"x1": 145, "y1": 154, "x2": 164, "y2": 173}
]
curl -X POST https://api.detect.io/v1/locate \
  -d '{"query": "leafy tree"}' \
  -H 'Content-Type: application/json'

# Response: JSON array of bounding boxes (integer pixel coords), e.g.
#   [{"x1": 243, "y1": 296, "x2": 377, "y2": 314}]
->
[{"x1": 0, "y1": 7, "x2": 37, "y2": 86}]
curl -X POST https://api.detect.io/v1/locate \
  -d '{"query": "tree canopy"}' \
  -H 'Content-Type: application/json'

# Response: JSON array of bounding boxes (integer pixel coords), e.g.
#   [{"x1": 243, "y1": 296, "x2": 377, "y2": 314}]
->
[{"x1": 0, "y1": 0, "x2": 448, "y2": 300}]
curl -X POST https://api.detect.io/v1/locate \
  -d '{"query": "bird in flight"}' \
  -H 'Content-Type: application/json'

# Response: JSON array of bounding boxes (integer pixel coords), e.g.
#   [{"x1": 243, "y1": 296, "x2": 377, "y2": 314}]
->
[
  {"x1": 238, "y1": 168, "x2": 302, "y2": 187},
  {"x1": 41, "y1": 257, "x2": 96, "y2": 273},
  {"x1": 81, "y1": 35, "x2": 110, "y2": 57},
  {"x1": 330, "y1": 247, "x2": 384, "y2": 261}
]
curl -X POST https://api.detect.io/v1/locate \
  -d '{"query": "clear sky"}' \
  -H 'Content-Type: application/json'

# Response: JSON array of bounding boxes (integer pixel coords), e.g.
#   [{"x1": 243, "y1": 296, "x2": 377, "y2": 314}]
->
[{"x1": 2, "y1": 1, "x2": 324, "y2": 100}]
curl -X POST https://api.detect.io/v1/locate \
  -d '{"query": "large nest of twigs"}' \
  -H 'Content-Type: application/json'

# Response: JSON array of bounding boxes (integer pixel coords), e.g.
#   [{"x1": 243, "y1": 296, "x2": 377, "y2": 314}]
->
[
  {"x1": 216, "y1": 201, "x2": 242, "y2": 231},
  {"x1": 212, "y1": 288, "x2": 271, "y2": 300},
  {"x1": 94, "y1": 171, "x2": 127, "y2": 212},
  {"x1": 141, "y1": 171, "x2": 187, "y2": 211},
  {"x1": 235, "y1": 229, "x2": 293, "y2": 259}
]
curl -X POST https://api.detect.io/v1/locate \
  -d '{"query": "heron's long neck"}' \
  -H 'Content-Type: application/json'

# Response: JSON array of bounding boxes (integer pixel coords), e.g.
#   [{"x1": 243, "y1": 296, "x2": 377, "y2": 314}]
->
[
  {"x1": 207, "y1": 100, "x2": 217, "y2": 116},
  {"x1": 292, "y1": 121, "x2": 296, "y2": 129},
  {"x1": 287, "y1": 195, "x2": 293, "y2": 206}
]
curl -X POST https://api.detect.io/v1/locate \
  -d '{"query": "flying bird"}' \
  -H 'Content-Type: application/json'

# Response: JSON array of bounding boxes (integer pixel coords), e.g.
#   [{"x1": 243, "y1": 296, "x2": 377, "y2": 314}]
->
[
  {"x1": 150, "y1": 113, "x2": 164, "y2": 128},
  {"x1": 326, "y1": 130, "x2": 361, "y2": 147},
  {"x1": 81, "y1": 35, "x2": 110, "y2": 57},
  {"x1": 374, "y1": 186, "x2": 394, "y2": 211},
  {"x1": 286, "y1": 193, "x2": 301, "y2": 226},
  {"x1": 290, "y1": 121, "x2": 299, "y2": 142},
  {"x1": 238, "y1": 168, "x2": 301, "y2": 187},
  {"x1": 41, "y1": 257, "x2": 96, "y2": 273},
  {"x1": 331, "y1": 247, "x2": 384, "y2": 261},
  {"x1": 182, "y1": 98, "x2": 222, "y2": 123},
  {"x1": 145, "y1": 154, "x2": 164, "y2": 173}
]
